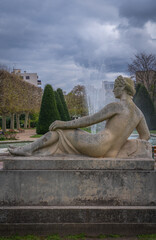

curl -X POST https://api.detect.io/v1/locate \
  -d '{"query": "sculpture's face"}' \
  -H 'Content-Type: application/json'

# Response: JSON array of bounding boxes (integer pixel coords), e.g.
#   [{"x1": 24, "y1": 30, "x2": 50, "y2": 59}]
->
[{"x1": 113, "y1": 85, "x2": 124, "y2": 98}]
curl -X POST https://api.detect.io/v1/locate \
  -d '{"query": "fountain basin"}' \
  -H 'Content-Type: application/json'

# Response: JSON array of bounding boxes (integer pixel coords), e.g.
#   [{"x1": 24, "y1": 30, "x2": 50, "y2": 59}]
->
[{"x1": 0, "y1": 141, "x2": 33, "y2": 149}]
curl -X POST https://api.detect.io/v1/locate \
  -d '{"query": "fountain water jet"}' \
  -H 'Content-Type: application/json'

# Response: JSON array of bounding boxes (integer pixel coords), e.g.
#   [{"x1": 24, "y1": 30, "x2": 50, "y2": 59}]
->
[{"x1": 85, "y1": 81, "x2": 115, "y2": 134}]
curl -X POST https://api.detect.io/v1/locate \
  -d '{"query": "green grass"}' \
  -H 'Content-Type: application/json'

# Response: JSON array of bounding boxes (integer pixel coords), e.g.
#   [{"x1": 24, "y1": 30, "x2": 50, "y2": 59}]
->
[
  {"x1": 97, "y1": 234, "x2": 107, "y2": 239},
  {"x1": 65, "y1": 233, "x2": 85, "y2": 240},
  {"x1": 107, "y1": 235, "x2": 122, "y2": 238},
  {"x1": 0, "y1": 234, "x2": 156, "y2": 240},
  {"x1": 138, "y1": 234, "x2": 156, "y2": 240},
  {"x1": 0, "y1": 235, "x2": 40, "y2": 240},
  {"x1": 150, "y1": 130, "x2": 156, "y2": 134},
  {"x1": 80, "y1": 127, "x2": 91, "y2": 133},
  {"x1": 97, "y1": 234, "x2": 122, "y2": 239},
  {"x1": 30, "y1": 134, "x2": 43, "y2": 138},
  {"x1": 45, "y1": 234, "x2": 61, "y2": 240},
  {"x1": 0, "y1": 138, "x2": 18, "y2": 141}
]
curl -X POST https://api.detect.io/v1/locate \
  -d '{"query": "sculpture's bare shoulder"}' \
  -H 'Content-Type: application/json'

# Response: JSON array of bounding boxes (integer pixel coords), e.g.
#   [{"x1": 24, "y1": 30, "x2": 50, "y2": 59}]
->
[
  {"x1": 103, "y1": 101, "x2": 124, "y2": 111},
  {"x1": 91, "y1": 101, "x2": 124, "y2": 123}
]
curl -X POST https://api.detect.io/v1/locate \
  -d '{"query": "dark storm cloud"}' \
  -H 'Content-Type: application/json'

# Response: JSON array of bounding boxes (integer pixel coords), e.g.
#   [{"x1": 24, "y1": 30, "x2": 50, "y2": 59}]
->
[
  {"x1": 118, "y1": 0, "x2": 156, "y2": 27},
  {"x1": 0, "y1": 0, "x2": 156, "y2": 91}
]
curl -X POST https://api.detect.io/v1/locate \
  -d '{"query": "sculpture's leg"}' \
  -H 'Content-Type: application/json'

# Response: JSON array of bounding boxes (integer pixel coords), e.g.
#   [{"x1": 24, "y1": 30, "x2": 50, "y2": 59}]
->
[{"x1": 8, "y1": 131, "x2": 58, "y2": 156}]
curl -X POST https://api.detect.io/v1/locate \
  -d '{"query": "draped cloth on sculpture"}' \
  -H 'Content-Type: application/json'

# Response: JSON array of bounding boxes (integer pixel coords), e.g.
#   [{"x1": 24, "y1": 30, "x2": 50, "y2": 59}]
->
[{"x1": 34, "y1": 129, "x2": 81, "y2": 156}]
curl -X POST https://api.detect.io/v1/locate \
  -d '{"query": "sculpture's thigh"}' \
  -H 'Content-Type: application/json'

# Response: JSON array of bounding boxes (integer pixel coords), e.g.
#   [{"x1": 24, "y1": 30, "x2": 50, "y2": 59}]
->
[{"x1": 64, "y1": 129, "x2": 109, "y2": 157}]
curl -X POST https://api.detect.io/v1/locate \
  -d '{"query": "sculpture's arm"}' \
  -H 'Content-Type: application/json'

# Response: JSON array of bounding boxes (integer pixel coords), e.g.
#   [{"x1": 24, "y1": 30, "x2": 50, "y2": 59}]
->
[
  {"x1": 49, "y1": 102, "x2": 122, "y2": 130},
  {"x1": 136, "y1": 116, "x2": 150, "y2": 140}
]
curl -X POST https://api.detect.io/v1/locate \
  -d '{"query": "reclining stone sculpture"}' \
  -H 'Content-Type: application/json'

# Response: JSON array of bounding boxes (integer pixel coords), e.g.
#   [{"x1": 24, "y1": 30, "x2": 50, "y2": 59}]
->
[{"x1": 8, "y1": 75, "x2": 152, "y2": 158}]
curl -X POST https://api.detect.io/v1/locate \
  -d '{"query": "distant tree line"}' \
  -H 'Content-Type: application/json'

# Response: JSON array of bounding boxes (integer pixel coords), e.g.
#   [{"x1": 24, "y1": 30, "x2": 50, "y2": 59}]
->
[
  {"x1": 65, "y1": 85, "x2": 88, "y2": 118},
  {"x1": 37, "y1": 85, "x2": 70, "y2": 134},
  {"x1": 0, "y1": 70, "x2": 42, "y2": 132}
]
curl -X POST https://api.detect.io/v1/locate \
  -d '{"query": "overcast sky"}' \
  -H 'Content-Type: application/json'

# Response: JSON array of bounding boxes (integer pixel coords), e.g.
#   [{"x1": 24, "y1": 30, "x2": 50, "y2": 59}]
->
[{"x1": 0, "y1": 0, "x2": 156, "y2": 92}]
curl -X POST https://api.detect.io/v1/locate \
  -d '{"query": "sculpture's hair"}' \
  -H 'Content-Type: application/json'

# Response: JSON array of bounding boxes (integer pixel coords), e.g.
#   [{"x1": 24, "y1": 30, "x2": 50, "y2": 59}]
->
[{"x1": 115, "y1": 75, "x2": 136, "y2": 96}]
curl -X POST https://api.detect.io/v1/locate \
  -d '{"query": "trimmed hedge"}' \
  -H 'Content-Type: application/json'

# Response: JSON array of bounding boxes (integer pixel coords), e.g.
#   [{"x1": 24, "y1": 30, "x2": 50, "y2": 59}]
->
[
  {"x1": 55, "y1": 91, "x2": 67, "y2": 121},
  {"x1": 57, "y1": 88, "x2": 70, "y2": 120},
  {"x1": 134, "y1": 83, "x2": 155, "y2": 129},
  {"x1": 37, "y1": 84, "x2": 60, "y2": 134}
]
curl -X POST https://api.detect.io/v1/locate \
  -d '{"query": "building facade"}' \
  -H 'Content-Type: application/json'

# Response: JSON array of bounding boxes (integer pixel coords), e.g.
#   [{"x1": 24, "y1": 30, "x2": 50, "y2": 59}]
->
[{"x1": 12, "y1": 69, "x2": 41, "y2": 87}]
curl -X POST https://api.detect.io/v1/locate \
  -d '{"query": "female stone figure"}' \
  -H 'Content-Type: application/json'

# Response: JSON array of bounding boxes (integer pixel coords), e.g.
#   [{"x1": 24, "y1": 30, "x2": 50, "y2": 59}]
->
[{"x1": 9, "y1": 76, "x2": 151, "y2": 158}]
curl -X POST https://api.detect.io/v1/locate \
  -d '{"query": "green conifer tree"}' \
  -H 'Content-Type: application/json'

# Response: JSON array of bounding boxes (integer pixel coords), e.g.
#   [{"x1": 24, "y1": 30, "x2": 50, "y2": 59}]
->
[
  {"x1": 57, "y1": 88, "x2": 70, "y2": 120},
  {"x1": 134, "y1": 84, "x2": 155, "y2": 129},
  {"x1": 54, "y1": 91, "x2": 67, "y2": 121},
  {"x1": 37, "y1": 85, "x2": 60, "y2": 134}
]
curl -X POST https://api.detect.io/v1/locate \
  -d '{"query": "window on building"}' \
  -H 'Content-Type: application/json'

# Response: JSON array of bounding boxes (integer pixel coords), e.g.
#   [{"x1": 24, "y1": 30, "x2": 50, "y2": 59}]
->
[
  {"x1": 26, "y1": 76, "x2": 30, "y2": 80},
  {"x1": 37, "y1": 80, "x2": 41, "y2": 85}
]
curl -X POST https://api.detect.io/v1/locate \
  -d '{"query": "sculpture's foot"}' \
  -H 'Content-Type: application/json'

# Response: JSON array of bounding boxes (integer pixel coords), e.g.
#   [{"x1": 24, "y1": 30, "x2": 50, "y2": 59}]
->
[
  {"x1": 8, "y1": 145, "x2": 16, "y2": 149},
  {"x1": 8, "y1": 147, "x2": 32, "y2": 156}
]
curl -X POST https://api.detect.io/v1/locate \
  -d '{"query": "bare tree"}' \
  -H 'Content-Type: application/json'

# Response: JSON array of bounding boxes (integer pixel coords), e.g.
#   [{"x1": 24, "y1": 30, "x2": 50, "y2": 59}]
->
[
  {"x1": 128, "y1": 52, "x2": 156, "y2": 104},
  {"x1": 0, "y1": 63, "x2": 10, "y2": 72}
]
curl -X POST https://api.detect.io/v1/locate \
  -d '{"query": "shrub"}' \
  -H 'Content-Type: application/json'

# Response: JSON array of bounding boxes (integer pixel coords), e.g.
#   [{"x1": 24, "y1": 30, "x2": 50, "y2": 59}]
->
[
  {"x1": 36, "y1": 85, "x2": 60, "y2": 134},
  {"x1": 0, "y1": 135, "x2": 6, "y2": 141},
  {"x1": 57, "y1": 88, "x2": 70, "y2": 120},
  {"x1": 55, "y1": 91, "x2": 67, "y2": 121},
  {"x1": 134, "y1": 84, "x2": 155, "y2": 129},
  {"x1": 4, "y1": 129, "x2": 18, "y2": 140}
]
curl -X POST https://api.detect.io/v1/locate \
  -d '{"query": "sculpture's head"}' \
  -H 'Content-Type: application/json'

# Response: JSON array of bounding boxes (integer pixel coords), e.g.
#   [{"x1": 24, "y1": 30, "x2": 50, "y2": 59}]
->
[{"x1": 113, "y1": 75, "x2": 136, "y2": 99}]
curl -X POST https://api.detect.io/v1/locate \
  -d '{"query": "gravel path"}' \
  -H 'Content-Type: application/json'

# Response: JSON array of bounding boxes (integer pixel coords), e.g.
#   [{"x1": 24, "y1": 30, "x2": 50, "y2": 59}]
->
[{"x1": 15, "y1": 128, "x2": 36, "y2": 141}]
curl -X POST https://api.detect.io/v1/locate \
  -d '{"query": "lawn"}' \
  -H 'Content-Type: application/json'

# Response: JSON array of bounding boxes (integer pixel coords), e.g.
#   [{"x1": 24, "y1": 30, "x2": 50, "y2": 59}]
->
[
  {"x1": 0, "y1": 234, "x2": 156, "y2": 240},
  {"x1": 30, "y1": 134, "x2": 43, "y2": 138}
]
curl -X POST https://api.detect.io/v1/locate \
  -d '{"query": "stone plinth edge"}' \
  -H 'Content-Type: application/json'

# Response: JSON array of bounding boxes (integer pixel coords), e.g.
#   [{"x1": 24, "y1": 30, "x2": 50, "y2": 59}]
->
[
  {"x1": 0, "y1": 156, "x2": 155, "y2": 170},
  {"x1": 0, "y1": 206, "x2": 156, "y2": 236}
]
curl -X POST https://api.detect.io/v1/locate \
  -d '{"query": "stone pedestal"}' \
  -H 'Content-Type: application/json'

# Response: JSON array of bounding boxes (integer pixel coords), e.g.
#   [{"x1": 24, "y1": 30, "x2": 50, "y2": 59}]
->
[{"x1": 0, "y1": 156, "x2": 156, "y2": 236}]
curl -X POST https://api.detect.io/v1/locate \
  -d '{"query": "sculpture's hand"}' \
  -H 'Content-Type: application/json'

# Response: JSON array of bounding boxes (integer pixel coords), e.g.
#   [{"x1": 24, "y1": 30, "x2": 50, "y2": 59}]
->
[{"x1": 49, "y1": 120, "x2": 66, "y2": 131}]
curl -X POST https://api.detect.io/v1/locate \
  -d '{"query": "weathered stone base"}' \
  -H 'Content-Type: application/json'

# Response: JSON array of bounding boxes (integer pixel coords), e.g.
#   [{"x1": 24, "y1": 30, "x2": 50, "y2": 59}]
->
[
  {"x1": 0, "y1": 206, "x2": 156, "y2": 236},
  {"x1": 1, "y1": 206, "x2": 156, "y2": 223},
  {"x1": 0, "y1": 223, "x2": 156, "y2": 236},
  {"x1": 0, "y1": 156, "x2": 155, "y2": 235},
  {"x1": 1, "y1": 156, "x2": 155, "y2": 170}
]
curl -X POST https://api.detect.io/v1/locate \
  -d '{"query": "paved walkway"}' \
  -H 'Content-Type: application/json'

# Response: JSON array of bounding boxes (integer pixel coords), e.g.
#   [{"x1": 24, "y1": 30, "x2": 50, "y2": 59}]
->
[{"x1": 15, "y1": 128, "x2": 36, "y2": 141}]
